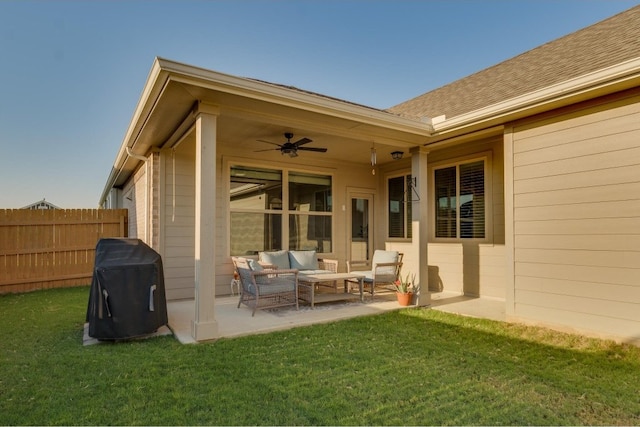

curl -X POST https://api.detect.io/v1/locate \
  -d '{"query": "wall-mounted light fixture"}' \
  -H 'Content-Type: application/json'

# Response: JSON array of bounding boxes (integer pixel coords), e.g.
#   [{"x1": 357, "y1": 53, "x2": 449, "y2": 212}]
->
[{"x1": 391, "y1": 151, "x2": 404, "y2": 160}]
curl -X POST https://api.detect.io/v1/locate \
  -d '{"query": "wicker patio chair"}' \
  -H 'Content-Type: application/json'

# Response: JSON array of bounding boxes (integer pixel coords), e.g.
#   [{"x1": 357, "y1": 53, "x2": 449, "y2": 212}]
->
[
  {"x1": 346, "y1": 250, "x2": 403, "y2": 297},
  {"x1": 232, "y1": 256, "x2": 299, "y2": 316}
]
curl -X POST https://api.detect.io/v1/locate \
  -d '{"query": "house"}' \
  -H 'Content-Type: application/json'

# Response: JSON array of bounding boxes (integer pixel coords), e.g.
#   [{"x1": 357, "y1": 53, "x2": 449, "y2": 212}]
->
[
  {"x1": 21, "y1": 198, "x2": 60, "y2": 210},
  {"x1": 100, "y1": 5, "x2": 640, "y2": 343}
]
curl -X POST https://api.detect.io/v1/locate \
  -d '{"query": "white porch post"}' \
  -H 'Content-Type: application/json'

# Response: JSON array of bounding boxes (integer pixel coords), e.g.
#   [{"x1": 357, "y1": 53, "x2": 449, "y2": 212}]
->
[
  {"x1": 411, "y1": 146, "x2": 431, "y2": 306},
  {"x1": 191, "y1": 103, "x2": 219, "y2": 341}
]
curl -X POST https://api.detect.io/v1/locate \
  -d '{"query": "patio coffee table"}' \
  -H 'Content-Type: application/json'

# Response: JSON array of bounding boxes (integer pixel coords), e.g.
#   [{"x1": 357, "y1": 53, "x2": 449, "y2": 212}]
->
[{"x1": 298, "y1": 272, "x2": 365, "y2": 308}]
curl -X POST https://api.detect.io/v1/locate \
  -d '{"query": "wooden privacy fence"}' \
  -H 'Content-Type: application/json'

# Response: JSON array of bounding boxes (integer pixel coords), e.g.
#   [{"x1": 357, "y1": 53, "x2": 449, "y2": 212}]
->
[{"x1": 0, "y1": 209, "x2": 128, "y2": 294}]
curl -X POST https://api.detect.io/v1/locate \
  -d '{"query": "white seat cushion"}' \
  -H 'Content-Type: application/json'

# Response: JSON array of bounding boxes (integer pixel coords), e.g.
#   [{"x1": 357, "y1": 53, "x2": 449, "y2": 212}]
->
[{"x1": 372, "y1": 250, "x2": 399, "y2": 265}]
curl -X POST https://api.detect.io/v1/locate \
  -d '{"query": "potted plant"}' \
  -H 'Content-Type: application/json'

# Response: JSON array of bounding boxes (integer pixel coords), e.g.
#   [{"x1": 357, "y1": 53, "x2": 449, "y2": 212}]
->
[{"x1": 393, "y1": 273, "x2": 417, "y2": 306}]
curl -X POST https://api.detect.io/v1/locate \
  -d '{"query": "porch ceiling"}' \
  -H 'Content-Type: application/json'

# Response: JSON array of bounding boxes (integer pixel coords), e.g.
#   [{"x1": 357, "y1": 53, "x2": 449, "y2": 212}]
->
[{"x1": 113, "y1": 63, "x2": 430, "y2": 188}]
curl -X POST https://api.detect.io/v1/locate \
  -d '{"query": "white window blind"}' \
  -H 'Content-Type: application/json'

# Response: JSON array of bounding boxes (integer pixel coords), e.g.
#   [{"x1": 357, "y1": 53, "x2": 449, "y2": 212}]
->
[{"x1": 435, "y1": 159, "x2": 485, "y2": 239}]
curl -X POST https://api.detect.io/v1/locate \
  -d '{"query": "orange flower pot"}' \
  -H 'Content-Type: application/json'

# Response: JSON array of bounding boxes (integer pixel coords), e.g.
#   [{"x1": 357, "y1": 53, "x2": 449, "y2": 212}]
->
[{"x1": 396, "y1": 292, "x2": 413, "y2": 306}]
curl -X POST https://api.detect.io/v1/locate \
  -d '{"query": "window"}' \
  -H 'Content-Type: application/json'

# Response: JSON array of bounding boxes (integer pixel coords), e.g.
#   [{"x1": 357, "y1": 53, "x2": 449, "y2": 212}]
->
[
  {"x1": 388, "y1": 174, "x2": 412, "y2": 239},
  {"x1": 288, "y1": 172, "x2": 332, "y2": 252},
  {"x1": 434, "y1": 160, "x2": 485, "y2": 239},
  {"x1": 230, "y1": 166, "x2": 332, "y2": 255}
]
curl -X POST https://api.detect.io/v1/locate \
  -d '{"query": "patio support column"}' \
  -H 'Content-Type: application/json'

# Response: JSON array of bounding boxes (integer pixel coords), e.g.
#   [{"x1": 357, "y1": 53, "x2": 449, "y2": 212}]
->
[
  {"x1": 191, "y1": 103, "x2": 219, "y2": 341},
  {"x1": 411, "y1": 146, "x2": 431, "y2": 307}
]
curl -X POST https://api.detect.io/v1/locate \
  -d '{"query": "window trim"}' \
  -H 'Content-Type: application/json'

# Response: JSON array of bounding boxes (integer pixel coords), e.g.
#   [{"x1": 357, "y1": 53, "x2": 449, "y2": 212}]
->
[{"x1": 429, "y1": 152, "x2": 493, "y2": 243}]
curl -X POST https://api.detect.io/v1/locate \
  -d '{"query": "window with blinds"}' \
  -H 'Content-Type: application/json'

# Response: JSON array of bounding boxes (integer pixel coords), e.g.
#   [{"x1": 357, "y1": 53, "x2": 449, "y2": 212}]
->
[{"x1": 434, "y1": 159, "x2": 485, "y2": 239}]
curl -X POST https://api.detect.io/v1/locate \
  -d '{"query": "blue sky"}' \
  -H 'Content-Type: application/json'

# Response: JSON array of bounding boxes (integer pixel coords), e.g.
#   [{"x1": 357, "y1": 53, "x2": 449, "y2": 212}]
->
[{"x1": 0, "y1": 0, "x2": 637, "y2": 208}]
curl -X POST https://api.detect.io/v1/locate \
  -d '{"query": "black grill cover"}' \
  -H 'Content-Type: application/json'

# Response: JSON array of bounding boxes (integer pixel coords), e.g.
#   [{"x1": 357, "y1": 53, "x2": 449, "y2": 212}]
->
[{"x1": 86, "y1": 238, "x2": 168, "y2": 340}]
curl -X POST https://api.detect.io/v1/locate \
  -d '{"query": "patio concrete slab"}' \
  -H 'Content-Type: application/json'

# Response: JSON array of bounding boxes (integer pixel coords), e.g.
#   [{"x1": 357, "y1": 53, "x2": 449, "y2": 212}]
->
[{"x1": 167, "y1": 291, "x2": 506, "y2": 344}]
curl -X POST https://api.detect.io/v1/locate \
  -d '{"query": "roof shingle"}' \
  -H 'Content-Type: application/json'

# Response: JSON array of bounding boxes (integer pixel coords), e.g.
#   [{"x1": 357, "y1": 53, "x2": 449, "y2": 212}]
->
[{"x1": 388, "y1": 5, "x2": 640, "y2": 120}]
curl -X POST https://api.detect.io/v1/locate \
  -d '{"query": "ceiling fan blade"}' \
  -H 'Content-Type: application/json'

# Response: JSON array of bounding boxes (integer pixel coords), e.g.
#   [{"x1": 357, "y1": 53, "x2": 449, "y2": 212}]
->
[
  {"x1": 292, "y1": 137, "x2": 312, "y2": 147},
  {"x1": 297, "y1": 146, "x2": 327, "y2": 152},
  {"x1": 257, "y1": 139, "x2": 282, "y2": 147},
  {"x1": 254, "y1": 148, "x2": 281, "y2": 152}
]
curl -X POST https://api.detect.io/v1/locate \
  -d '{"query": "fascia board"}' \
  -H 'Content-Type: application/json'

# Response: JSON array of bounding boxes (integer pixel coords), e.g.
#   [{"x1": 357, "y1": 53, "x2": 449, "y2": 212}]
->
[
  {"x1": 99, "y1": 58, "x2": 170, "y2": 206},
  {"x1": 156, "y1": 57, "x2": 433, "y2": 136},
  {"x1": 432, "y1": 57, "x2": 640, "y2": 136}
]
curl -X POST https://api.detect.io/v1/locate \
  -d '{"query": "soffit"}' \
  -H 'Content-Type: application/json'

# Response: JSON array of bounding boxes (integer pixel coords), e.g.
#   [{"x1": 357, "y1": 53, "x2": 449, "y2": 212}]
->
[{"x1": 113, "y1": 75, "x2": 430, "y2": 188}]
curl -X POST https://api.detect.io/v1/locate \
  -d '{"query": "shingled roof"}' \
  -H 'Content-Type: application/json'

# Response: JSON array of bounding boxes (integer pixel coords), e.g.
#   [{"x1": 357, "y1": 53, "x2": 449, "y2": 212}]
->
[{"x1": 388, "y1": 5, "x2": 640, "y2": 120}]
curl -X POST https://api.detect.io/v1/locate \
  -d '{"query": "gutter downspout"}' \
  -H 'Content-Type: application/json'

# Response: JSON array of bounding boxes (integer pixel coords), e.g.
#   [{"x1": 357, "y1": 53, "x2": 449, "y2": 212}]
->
[{"x1": 126, "y1": 147, "x2": 149, "y2": 243}]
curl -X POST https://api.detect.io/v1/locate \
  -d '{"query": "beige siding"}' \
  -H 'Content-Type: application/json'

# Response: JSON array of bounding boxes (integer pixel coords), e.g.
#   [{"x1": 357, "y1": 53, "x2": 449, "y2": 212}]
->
[
  {"x1": 511, "y1": 93, "x2": 640, "y2": 342},
  {"x1": 415, "y1": 135, "x2": 506, "y2": 299},
  {"x1": 122, "y1": 163, "x2": 147, "y2": 241},
  {"x1": 424, "y1": 243, "x2": 505, "y2": 298},
  {"x1": 163, "y1": 141, "x2": 196, "y2": 301},
  {"x1": 161, "y1": 133, "x2": 507, "y2": 300},
  {"x1": 149, "y1": 151, "x2": 161, "y2": 251}
]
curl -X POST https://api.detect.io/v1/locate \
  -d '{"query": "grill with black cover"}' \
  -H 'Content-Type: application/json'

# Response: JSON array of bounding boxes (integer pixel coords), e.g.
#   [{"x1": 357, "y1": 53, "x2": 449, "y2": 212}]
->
[{"x1": 86, "y1": 238, "x2": 168, "y2": 340}]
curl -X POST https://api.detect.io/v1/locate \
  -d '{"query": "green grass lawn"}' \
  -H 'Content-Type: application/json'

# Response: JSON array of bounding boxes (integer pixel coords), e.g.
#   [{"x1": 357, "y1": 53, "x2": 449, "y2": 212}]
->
[{"x1": 1, "y1": 286, "x2": 639, "y2": 426}]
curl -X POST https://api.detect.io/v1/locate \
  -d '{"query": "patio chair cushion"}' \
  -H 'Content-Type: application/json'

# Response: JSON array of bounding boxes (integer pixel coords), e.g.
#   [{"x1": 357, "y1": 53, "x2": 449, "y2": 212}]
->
[
  {"x1": 259, "y1": 250, "x2": 290, "y2": 269},
  {"x1": 372, "y1": 249, "x2": 400, "y2": 266},
  {"x1": 258, "y1": 250, "x2": 334, "y2": 275},
  {"x1": 288, "y1": 250, "x2": 319, "y2": 271},
  {"x1": 236, "y1": 266, "x2": 295, "y2": 294},
  {"x1": 299, "y1": 269, "x2": 335, "y2": 275},
  {"x1": 236, "y1": 267, "x2": 257, "y2": 291},
  {"x1": 245, "y1": 259, "x2": 270, "y2": 284},
  {"x1": 358, "y1": 250, "x2": 401, "y2": 282},
  {"x1": 255, "y1": 276, "x2": 297, "y2": 295},
  {"x1": 247, "y1": 259, "x2": 263, "y2": 271}
]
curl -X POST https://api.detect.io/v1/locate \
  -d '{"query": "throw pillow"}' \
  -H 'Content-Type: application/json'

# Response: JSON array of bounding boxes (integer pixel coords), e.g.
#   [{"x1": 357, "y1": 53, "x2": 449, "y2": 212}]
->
[
  {"x1": 259, "y1": 250, "x2": 290, "y2": 269},
  {"x1": 248, "y1": 259, "x2": 263, "y2": 271},
  {"x1": 288, "y1": 250, "x2": 319, "y2": 270}
]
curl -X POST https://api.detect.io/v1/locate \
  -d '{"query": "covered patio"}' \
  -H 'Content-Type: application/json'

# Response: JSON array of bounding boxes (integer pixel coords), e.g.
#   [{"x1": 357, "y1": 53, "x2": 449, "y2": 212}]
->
[
  {"x1": 100, "y1": 57, "x2": 436, "y2": 343},
  {"x1": 167, "y1": 290, "x2": 506, "y2": 344}
]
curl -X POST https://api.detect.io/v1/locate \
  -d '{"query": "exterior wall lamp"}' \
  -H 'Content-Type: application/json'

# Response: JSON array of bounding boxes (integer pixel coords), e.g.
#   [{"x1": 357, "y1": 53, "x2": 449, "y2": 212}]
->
[{"x1": 391, "y1": 151, "x2": 404, "y2": 160}]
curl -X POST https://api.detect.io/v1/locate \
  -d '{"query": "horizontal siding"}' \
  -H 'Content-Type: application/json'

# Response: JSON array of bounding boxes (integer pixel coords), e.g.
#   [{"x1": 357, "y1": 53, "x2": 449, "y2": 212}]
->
[
  {"x1": 514, "y1": 164, "x2": 637, "y2": 194},
  {"x1": 516, "y1": 248, "x2": 640, "y2": 269},
  {"x1": 122, "y1": 165, "x2": 147, "y2": 240},
  {"x1": 515, "y1": 181, "x2": 639, "y2": 208},
  {"x1": 516, "y1": 276, "x2": 640, "y2": 304},
  {"x1": 514, "y1": 123, "x2": 640, "y2": 166},
  {"x1": 516, "y1": 262, "x2": 636, "y2": 287},
  {"x1": 516, "y1": 217, "x2": 640, "y2": 235},
  {"x1": 515, "y1": 145, "x2": 640, "y2": 181},
  {"x1": 428, "y1": 243, "x2": 505, "y2": 298},
  {"x1": 517, "y1": 289, "x2": 638, "y2": 321},
  {"x1": 512, "y1": 93, "x2": 640, "y2": 340},
  {"x1": 515, "y1": 234, "x2": 639, "y2": 252},
  {"x1": 163, "y1": 143, "x2": 196, "y2": 301},
  {"x1": 166, "y1": 287, "x2": 194, "y2": 301},
  {"x1": 514, "y1": 303, "x2": 640, "y2": 343},
  {"x1": 513, "y1": 96, "x2": 640, "y2": 150},
  {"x1": 515, "y1": 200, "x2": 640, "y2": 221}
]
